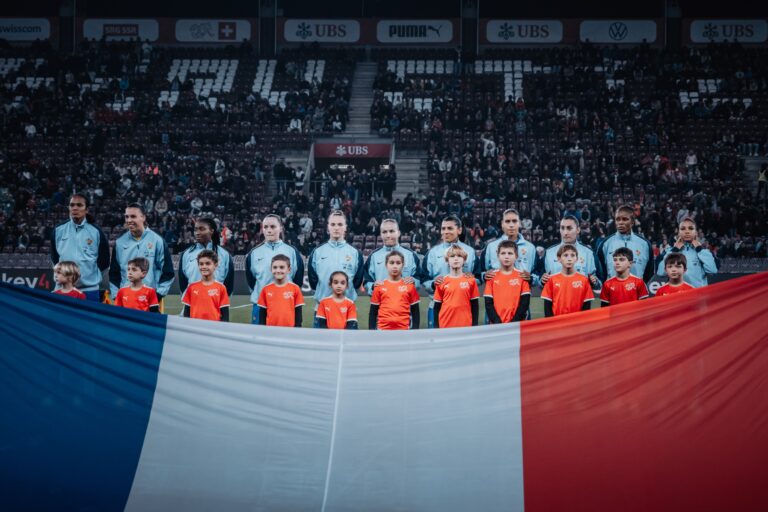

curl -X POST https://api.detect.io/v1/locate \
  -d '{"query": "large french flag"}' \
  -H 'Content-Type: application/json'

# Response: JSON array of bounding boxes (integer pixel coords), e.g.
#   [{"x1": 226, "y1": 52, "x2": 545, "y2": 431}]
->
[{"x1": 1, "y1": 274, "x2": 767, "y2": 512}]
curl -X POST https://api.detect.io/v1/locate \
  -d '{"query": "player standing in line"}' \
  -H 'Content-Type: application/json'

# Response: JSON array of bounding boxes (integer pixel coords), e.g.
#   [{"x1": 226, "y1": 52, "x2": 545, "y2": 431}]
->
[
  {"x1": 480, "y1": 209, "x2": 538, "y2": 285},
  {"x1": 538, "y1": 215, "x2": 600, "y2": 290},
  {"x1": 316, "y1": 271, "x2": 358, "y2": 329},
  {"x1": 655, "y1": 217, "x2": 718, "y2": 287},
  {"x1": 484, "y1": 241, "x2": 531, "y2": 324},
  {"x1": 655, "y1": 253, "x2": 695, "y2": 296},
  {"x1": 50, "y1": 194, "x2": 110, "y2": 301},
  {"x1": 541, "y1": 244, "x2": 594, "y2": 317},
  {"x1": 595, "y1": 205, "x2": 654, "y2": 284},
  {"x1": 599, "y1": 247, "x2": 649, "y2": 307},
  {"x1": 179, "y1": 218, "x2": 234, "y2": 297},
  {"x1": 308, "y1": 210, "x2": 365, "y2": 327},
  {"x1": 363, "y1": 218, "x2": 422, "y2": 294},
  {"x1": 109, "y1": 204, "x2": 175, "y2": 309},
  {"x1": 114, "y1": 257, "x2": 160, "y2": 312},
  {"x1": 245, "y1": 214, "x2": 304, "y2": 324},
  {"x1": 181, "y1": 250, "x2": 230, "y2": 321},
  {"x1": 256, "y1": 254, "x2": 304, "y2": 327},
  {"x1": 421, "y1": 215, "x2": 478, "y2": 328},
  {"x1": 433, "y1": 245, "x2": 480, "y2": 328},
  {"x1": 369, "y1": 251, "x2": 421, "y2": 330},
  {"x1": 52, "y1": 261, "x2": 86, "y2": 300}
]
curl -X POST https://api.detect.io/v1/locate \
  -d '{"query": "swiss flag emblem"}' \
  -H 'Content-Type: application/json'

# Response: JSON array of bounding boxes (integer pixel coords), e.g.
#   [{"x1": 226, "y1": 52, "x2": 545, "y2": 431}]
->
[{"x1": 219, "y1": 22, "x2": 236, "y2": 40}]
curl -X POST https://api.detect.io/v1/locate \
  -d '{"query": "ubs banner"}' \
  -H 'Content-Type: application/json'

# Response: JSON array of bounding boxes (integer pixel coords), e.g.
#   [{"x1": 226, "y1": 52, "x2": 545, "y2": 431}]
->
[
  {"x1": 484, "y1": 20, "x2": 564, "y2": 44},
  {"x1": 282, "y1": 19, "x2": 362, "y2": 43},
  {"x1": 688, "y1": 19, "x2": 768, "y2": 44}
]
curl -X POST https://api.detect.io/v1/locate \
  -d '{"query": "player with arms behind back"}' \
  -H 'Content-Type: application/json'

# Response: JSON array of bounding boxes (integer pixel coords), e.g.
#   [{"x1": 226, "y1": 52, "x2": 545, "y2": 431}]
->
[
  {"x1": 484, "y1": 240, "x2": 531, "y2": 323},
  {"x1": 316, "y1": 271, "x2": 358, "y2": 329},
  {"x1": 541, "y1": 244, "x2": 593, "y2": 317},
  {"x1": 433, "y1": 245, "x2": 480, "y2": 328},
  {"x1": 369, "y1": 251, "x2": 421, "y2": 330},
  {"x1": 600, "y1": 247, "x2": 649, "y2": 307}
]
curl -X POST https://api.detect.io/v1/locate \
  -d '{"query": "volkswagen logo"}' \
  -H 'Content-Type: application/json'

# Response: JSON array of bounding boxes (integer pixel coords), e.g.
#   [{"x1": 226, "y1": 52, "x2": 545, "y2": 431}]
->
[{"x1": 608, "y1": 22, "x2": 628, "y2": 41}]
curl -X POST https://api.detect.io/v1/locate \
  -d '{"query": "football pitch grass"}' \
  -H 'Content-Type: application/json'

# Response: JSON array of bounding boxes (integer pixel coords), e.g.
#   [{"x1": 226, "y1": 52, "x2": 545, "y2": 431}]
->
[{"x1": 163, "y1": 295, "x2": 603, "y2": 328}]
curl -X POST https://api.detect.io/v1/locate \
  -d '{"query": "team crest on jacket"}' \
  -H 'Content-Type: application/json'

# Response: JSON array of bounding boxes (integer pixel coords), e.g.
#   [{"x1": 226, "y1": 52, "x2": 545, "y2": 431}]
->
[
  {"x1": 345, "y1": 255, "x2": 352, "y2": 262},
  {"x1": 340, "y1": 307, "x2": 348, "y2": 313},
  {"x1": 207, "y1": 289, "x2": 219, "y2": 296},
  {"x1": 86, "y1": 239, "x2": 93, "y2": 245},
  {"x1": 459, "y1": 281, "x2": 470, "y2": 289},
  {"x1": 625, "y1": 282, "x2": 636, "y2": 291},
  {"x1": 283, "y1": 291, "x2": 293, "y2": 299},
  {"x1": 509, "y1": 279, "x2": 521, "y2": 286},
  {"x1": 572, "y1": 281, "x2": 584, "y2": 288},
  {"x1": 398, "y1": 285, "x2": 408, "y2": 292},
  {"x1": 147, "y1": 243, "x2": 154, "y2": 250}
]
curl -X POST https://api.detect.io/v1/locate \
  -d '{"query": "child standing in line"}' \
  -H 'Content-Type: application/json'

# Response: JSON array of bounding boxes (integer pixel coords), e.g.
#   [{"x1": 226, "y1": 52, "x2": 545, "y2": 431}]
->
[
  {"x1": 317, "y1": 271, "x2": 358, "y2": 329},
  {"x1": 484, "y1": 240, "x2": 531, "y2": 323},
  {"x1": 433, "y1": 245, "x2": 479, "y2": 328},
  {"x1": 53, "y1": 261, "x2": 86, "y2": 300},
  {"x1": 600, "y1": 247, "x2": 649, "y2": 307},
  {"x1": 541, "y1": 244, "x2": 593, "y2": 317},
  {"x1": 256, "y1": 254, "x2": 304, "y2": 327},
  {"x1": 182, "y1": 249, "x2": 230, "y2": 321},
  {"x1": 369, "y1": 251, "x2": 421, "y2": 330},
  {"x1": 655, "y1": 253, "x2": 695, "y2": 297},
  {"x1": 115, "y1": 257, "x2": 160, "y2": 312}
]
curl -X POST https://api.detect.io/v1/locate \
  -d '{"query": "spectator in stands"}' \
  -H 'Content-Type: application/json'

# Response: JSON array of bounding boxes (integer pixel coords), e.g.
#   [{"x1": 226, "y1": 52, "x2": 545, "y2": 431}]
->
[{"x1": 50, "y1": 194, "x2": 110, "y2": 301}]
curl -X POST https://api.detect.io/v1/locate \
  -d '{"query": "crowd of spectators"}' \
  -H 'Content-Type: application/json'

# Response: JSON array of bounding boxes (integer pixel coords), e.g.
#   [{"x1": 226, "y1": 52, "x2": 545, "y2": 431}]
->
[{"x1": 1, "y1": 39, "x2": 766, "y2": 261}]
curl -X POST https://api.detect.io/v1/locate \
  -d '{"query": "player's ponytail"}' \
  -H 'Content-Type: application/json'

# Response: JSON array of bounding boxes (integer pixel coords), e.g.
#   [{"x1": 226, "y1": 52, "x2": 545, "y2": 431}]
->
[{"x1": 198, "y1": 217, "x2": 220, "y2": 252}]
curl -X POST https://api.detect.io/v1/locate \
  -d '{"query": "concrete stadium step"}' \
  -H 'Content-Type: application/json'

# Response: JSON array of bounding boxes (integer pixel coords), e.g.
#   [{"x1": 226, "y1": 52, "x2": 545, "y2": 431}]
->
[
  {"x1": 345, "y1": 62, "x2": 377, "y2": 136},
  {"x1": 393, "y1": 150, "x2": 429, "y2": 199},
  {"x1": 743, "y1": 156, "x2": 768, "y2": 194}
]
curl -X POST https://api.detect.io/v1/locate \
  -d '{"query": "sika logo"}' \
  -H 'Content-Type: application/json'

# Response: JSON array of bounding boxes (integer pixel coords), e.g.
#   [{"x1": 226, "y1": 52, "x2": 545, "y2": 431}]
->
[{"x1": 609, "y1": 22, "x2": 628, "y2": 41}]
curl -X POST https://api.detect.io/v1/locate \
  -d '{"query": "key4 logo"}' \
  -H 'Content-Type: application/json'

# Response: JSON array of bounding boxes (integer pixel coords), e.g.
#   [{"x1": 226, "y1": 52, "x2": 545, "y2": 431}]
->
[{"x1": 1, "y1": 270, "x2": 54, "y2": 290}]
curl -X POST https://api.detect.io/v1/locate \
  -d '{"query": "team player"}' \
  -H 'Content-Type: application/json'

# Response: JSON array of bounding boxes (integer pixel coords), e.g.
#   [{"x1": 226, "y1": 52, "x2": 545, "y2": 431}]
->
[
  {"x1": 179, "y1": 218, "x2": 234, "y2": 297},
  {"x1": 308, "y1": 210, "x2": 365, "y2": 326},
  {"x1": 541, "y1": 244, "x2": 594, "y2": 317},
  {"x1": 316, "y1": 272, "x2": 358, "y2": 329},
  {"x1": 484, "y1": 241, "x2": 531, "y2": 323},
  {"x1": 181, "y1": 250, "x2": 230, "y2": 321},
  {"x1": 538, "y1": 215, "x2": 600, "y2": 289},
  {"x1": 369, "y1": 251, "x2": 421, "y2": 330},
  {"x1": 433, "y1": 245, "x2": 480, "y2": 328},
  {"x1": 256, "y1": 254, "x2": 304, "y2": 327},
  {"x1": 50, "y1": 194, "x2": 110, "y2": 301},
  {"x1": 655, "y1": 217, "x2": 718, "y2": 287},
  {"x1": 114, "y1": 257, "x2": 160, "y2": 312},
  {"x1": 655, "y1": 253, "x2": 695, "y2": 296},
  {"x1": 363, "y1": 218, "x2": 422, "y2": 294},
  {"x1": 421, "y1": 215, "x2": 478, "y2": 327},
  {"x1": 599, "y1": 247, "x2": 649, "y2": 307},
  {"x1": 109, "y1": 204, "x2": 175, "y2": 307},
  {"x1": 480, "y1": 209, "x2": 538, "y2": 285},
  {"x1": 52, "y1": 261, "x2": 86, "y2": 300},
  {"x1": 245, "y1": 214, "x2": 304, "y2": 324},
  {"x1": 595, "y1": 205, "x2": 654, "y2": 284}
]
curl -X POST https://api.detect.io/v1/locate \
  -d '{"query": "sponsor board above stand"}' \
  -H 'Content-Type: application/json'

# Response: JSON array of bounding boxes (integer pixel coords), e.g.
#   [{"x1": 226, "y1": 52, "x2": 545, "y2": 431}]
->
[
  {"x1": 0, "y1": 18, "x2": 53, "y2": 41},
  {"x1": 485, "y1": 20, "x2": 564, "y2": 44},
  {"x1": 282, "y1": 19, "x2": 361, "y2": 43},
  {"x1": 376, "y1": 20, "x2": 456, "y2": 44},
  {"x1": 175, "y1": 19, "x2": 251, "y2": 43},
  {"x1": 580, "y1": 20, "x2": 658, "y2": 44},
  {"x1": 689, "y1": 19, "x2": 768, "y2": 44},
  {"x1": 83, "y1": 19, "x2": 160, "y2": 41},
  {"x1": 313, "y1": 142, "x2": 392, "y2": 159}
]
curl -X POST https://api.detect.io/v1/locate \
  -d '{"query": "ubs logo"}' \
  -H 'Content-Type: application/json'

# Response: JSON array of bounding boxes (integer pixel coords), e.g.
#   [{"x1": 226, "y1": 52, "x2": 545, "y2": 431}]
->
[{"x1": 609, "y1": 22, "x2": 628, "y2": 41}]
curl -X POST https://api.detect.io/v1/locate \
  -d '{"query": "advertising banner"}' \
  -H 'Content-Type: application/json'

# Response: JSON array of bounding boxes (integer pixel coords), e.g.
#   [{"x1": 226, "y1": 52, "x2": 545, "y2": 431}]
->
[
  {"x1": 689, "y1": 19, "x2": 768, "y2": 43},
  {"x1": 376, "y1": 19, "x2": 455, "y2": 44},
  {"x1": 579, "y1": 20, "x2": 657, "y2": 44},
  {"x1": 283, "y1": 19, "x2": 361, "y2": 43},
  {"x1": 175, "y1": 19, "x2": 252, "y2": 43},
  {"x1": 486, "y1": 20, "x2": 564, "y2": 44},
  {"x1": 0, "y1": 18, "x2": 51, "y2": 41},
  {"x1": 314, "y1": 142, "x2": 392, "y2": 158},
  {"x1": 83, "y1": 19, "x2": 160, "y2": 41}
]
